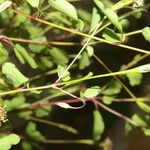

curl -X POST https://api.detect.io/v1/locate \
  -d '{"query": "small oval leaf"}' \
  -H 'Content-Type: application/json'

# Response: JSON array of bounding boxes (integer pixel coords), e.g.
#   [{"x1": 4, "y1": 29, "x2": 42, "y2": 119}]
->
[{"x1": 48, "y1": 0, "x2": 78, "y2": 20}]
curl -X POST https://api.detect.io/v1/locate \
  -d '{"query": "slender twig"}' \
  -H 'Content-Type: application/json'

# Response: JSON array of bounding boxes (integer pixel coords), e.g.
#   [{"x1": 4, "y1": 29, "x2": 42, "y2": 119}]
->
[
  {"x1": 30, "y1": 85, "x2": 80, "y2": 106},
  {"x1": 93, "y1": 54, "x2": 136, "y2": 98},
  {"x1": 125, "y1": 30, "x2": 142, "y2": 36},
  {"x1": 22, "y1": 97, "x2": 150, "y2": 110},
  {"x1": 0, "y1": 66, "x2": 146, "y2": 97},
  {"x1": 54, "y1": 18, "x2": 105, "y2": 83},
  {"x1": 123, "y1": 54, "x2": 149, "y2": 70},
  {"x1": 95, "y1": 4, "x2": 150, "y2": 34},
  {"x1": 96, "y1": 101, "x2": 138, "y2": 127},
  {"x1": 10, "y1": 9, "x2": 150, "y2": 54},
  {"x1": 8, "y1": 37, "x2": 80, "y2": 46},
  {"x1": 30, "y1": 117, "x2": 78, "y2": 134},
  {"x1": 44, "y1": 139, "x2": 95, "y2": 145}
]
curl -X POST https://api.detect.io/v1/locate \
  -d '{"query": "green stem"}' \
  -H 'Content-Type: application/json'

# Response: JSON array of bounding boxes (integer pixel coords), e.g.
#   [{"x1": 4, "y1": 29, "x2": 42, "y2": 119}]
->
[
  {"x1": 0, "y1": 66, "x2": 142, "y2": 97},
  {"x1": 29, "y1": 64, "x2": 78, "y2": 82},
  {"x1": 125, "y1": 30, "x2": 142, "y2": 36},
  {"x1": 31, "y1": 85, "x2": 80, "y2": 106},
  {"x1": 10, "y1": 9, "x2": 150, "y2": 54},
  {"x1": 96, "y1": 4, "x2": 150, "y2": 34},
  {"x1": 30, "y1": 117, "x2": 78, "y2": 134},
  {"x1": 8, "y1": 37, "x2": 79, "y2": 46},
  {"x1": 64, "y1": 68, "x2": 140, "y2": 86},
  {"x1": 93, "y1": 54, "x2": 136, "y2": 98},
  {"x1": 44, "y1": 139, "x2": 95, "y2": 145}
]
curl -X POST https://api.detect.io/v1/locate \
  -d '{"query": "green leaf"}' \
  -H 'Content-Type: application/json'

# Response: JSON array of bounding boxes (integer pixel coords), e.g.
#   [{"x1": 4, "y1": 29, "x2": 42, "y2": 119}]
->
[
  {"x1": 104, "y1": 8, "x2": 122, "y2": 33},
  {"x1": 93, "y1": 110, "x2": 105, "y2": 141},
  {"x1": 143, "y1": 128, "x2": 150, "y2": 136},
  {"x1": 48, "y1": 0, "x2": 78, "y2": 20},
  {"x1": 0, "y1": 134, "x2": 20, "y2": 150},
  {"x1": 120, "y1": 19, "x2": 130, "y2": 30},
  {"x1": 29, "y1": 36, "x2": 47, "y2": 53},
  {"x1": 124, "y1": 122, "x2": 132, "y2": 135},
  {"x1": 14, "y1": 44, "x2": 37, "y2": 69},
  {"x1": 26, "y1": 122, "x2": 45, "y2": 142},
  {"x1": 111, "y1": 0, "x2": 133, "y2": 11},
  {"x1": 126, "y1": 72, "x2": 143, "y2": 86},
  {"x1": 14, "y1": 47, "x2": 25, "y2": 64},
  {"x1": 2, "y1": 62, "x2": 29, "y2": 88},
  {"x1": 35, "y1": 104, "x2": 52, "y2": 118},
  {"x1": 57, "y1": 65, "x2": 71, "y2": 81},
  {"x1": 89, "y1": 7, "x2": 101, "y2": 33},
  {"x1": 0, "y1": 1, "x2": 12, "y2": 13},
  {"x1": 133, "y1": 11, "x2": 142, "y2": 19},
  {"x1": 0, "y1": 43, "x2": 9, "y2": 64},
  {"x1": 18, "y1": 110, "x2": 33, "y2": 119},
  {"x1": 86, "y1": 45, "x2": 94, "y2": 57},
  {"x1": 13, "y1": 6, "x2": 30, "y2": 27},
  {"x1": 39, "y1": 57, "x2": 53, "y2": 69},
  {"x1": 132, "y1": 114, "x2": 147, "y2": 127},
  {"x1": 102, "y1": 28, "x2": 122, "y2": 42},
  {"x1": 77, "y1": 9, "x2": 91, "y2": 23},
  {"x1": 26, "y1": 0, "x2": 39, "y2": 8},
  {"x1": 79, "y1": 51, "x2": 90, "y2": 70},
  {"x1": 102, "y1": 96, "x2": 113, "y2": 105},
  {"x1": 48, "y1": 47, "x2": 69, "y2": 66},
  {"x1": 93, "y1": 0, "x2": 122, "y2": 33},
  {"x1": 136, "y1": 101, "x2": 150, "y2": 114},
  {"x1": 102, "y1": 80, "x2": 122, "y2": 96},
  {"x1": 21, "y1": 141, "x2": 33, "y2": 150},
  {"x1": 101, "y1": 0, "x2": 113, "y2": 8},
  {"x1": 83, "y1": 86, "x2": 101, "y2": 98},
  {"x1": 45, "y1": 12, "x2": 72, "y2": 26},
  {"x1": 133, "y1": 54, "x2": 142, "y2": 62},
  {"x1": 4, "y1": 94, "x2": 25, "y2": 112},
  {"x1": 25, "y1": 25, "x2": 43, "y2": 39},
  {"x1": 75, "y1": 19, "x2": 84, "y2": 31},
  {"x1": 142, "y1": 27, "x2": 150, "y2": 42}
]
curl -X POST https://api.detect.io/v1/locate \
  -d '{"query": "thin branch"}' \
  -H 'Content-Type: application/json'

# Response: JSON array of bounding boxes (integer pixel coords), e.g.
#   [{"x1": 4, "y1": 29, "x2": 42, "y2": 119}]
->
[
  {"x1": 8, "y1": 37, "x2": 80, "y2": 46},
  {"x1": 44, "y1": 139, "x2": 95, "y2": 145},
  {"x1": 0, "y1": 66, "x2": 147, "y2": 97},
  {"x1": 93, "y1": 54, "x2": 136, "y2": 98},
  {"x1": 30, "y1": 117, "x2": 78, "y2": 134},
  {"x1": 10, "y1": 9, "x2": 150, "y2": 54},
  {"x1": 96, "y1": 101, "x2": 138, "y2": 127}
]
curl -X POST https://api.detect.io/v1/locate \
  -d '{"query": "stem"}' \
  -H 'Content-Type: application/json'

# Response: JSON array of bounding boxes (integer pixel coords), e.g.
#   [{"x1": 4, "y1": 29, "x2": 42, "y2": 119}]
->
[
  {"x1": 96, "y1": 101, "x2": 138, "y2": 127},
  {"x1": 8, "y1": 37, "x2": 79, "y2": 46},
  {"x1": 125, "y1": 30, "x2": 142, "y2": 36},
  {"x1": 124, "y1": 54, "x2": 149, "y2": 70},
  {"x1": 31, "y1": 85, "x2": 80, "y2": 106},
  {"x1": 44, "y1": 139, "x2": 95, "y2": 145},
  {"x1": 63, "y1": 68, "x2": 140, "y2": 86},
  {"x1": 30, "y1": 117, "x2": 78, "y2": 134},
  {"x1": 29, "y1": 64, "x2": 78, "y2": 82},
  {"x1": 10, "y1": 9, "x2": 150, "y2": 54},
  {"x1": 96, "y1": 4, "x2": 150, "y2": 34},
  {"x1": 0, "y1": 66, "x2": 144, "y2": 97},
  {"x1": 54, "y1": 19, "x2": 104, "y2": 83},
  {"x1": 52, "y1": 86, "x2": 86, "y2": 109},
  {"x1": 26, "y1": 97, "x2": 150, "y2": 110},
  {"x1": 93, "y1": 54, "x2": 136, "y2": 98}
]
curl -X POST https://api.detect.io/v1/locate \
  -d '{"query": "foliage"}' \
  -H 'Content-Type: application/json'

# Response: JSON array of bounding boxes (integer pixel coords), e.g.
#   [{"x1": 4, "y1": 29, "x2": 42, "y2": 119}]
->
[
  {"x1": 0, "y1": 0, "x2": 150, "y2": 149},
  {"x1": 0, "y1": 134, "x2": 20, "y2": 150}
]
